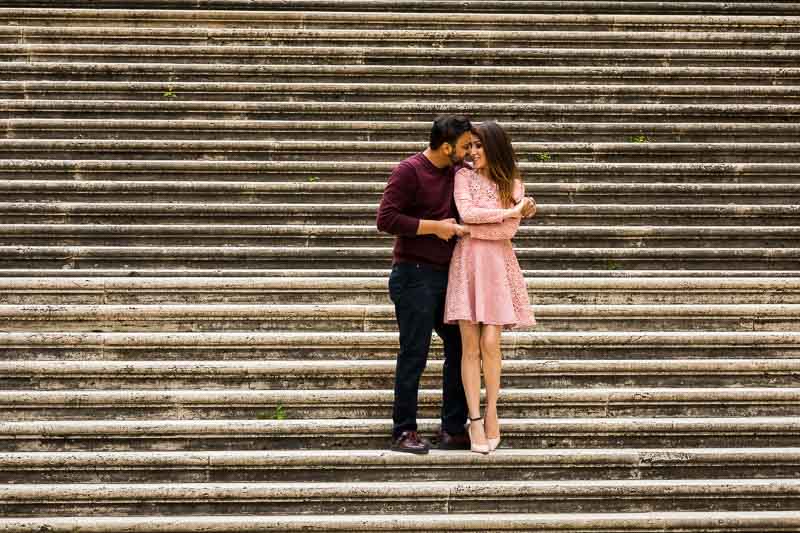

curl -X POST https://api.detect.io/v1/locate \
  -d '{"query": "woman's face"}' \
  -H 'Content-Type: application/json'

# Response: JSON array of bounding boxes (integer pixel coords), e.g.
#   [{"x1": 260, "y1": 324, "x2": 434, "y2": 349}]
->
[{"x1": 470, "y1": 133, "x2": 486, "y2": 170}]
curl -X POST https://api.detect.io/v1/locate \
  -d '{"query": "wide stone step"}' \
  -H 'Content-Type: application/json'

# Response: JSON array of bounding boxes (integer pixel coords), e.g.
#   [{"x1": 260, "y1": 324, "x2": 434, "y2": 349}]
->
[
  {"x1": 3, "y1": 276, "x2": 797, "y2": 305},
  {"x1": 3, "y1": 416, "x2": 800, "y2": 450},
  {"x1": 1, "y1": 512, "x2": 799, "y2": 533},
  {"x1": 3, "y1": 8, "x2": 799, "y2": 32},
  {"x1": 3, "y1": 448, "x2": 800, "y2": 483},
  {"x1": 1, "y1": 331, "x2": 797, "y2": 361},
  {"x1": 1, "y1": 224, "x2": 796, "y2": 249},
  {"x1": 2, "y1": 81, "x2": 798, "y2": 103},
  {"x1": 2, "y1": 203, "x2": 797, "y2": 226},
  {"x1": 2, "y1": 45, "x2": 798, "y2": 68},
  {"x1": 3, "y1": 139, "x2": 800, "y2": 163},
  {"x1": 5, "y1": 387, "x2": 800, "y2": 420},
  {"x1": 6, "y1": 180, "x2": 800, "y2": 205},
  {"x1": 5, "y1": 1, "x2": 800, "y2": 15},
  {"x1": 3, "y1": 26, "x2": 800, "y2": 49},
  {"x1": 0, "y1": 303, "x2": 797, "y2": 333},
  {"x1": 6, "y1": 62, "x2": 800, "y2": 85},
  {"x1": 4, "y1": 100, "x2": 799, "y2": 123},
  {"x1": 3, "y1": 268, "x2": 799, "y2": 279},
  {"x1": 5, "y1": 358, "x2": 799, "y2": 390},
  {"x1": 5, "y1": 118, "x2": 800, "y2": 144},
  {"x1": 3, "y1": 159, "x2": 799, "y2": 184},
  {"x1": 2, "y1": 479, "x2": 800, "y2": 515},
  {"x1": 1, "y1": 244, "x2": 797, "y2": 270}
]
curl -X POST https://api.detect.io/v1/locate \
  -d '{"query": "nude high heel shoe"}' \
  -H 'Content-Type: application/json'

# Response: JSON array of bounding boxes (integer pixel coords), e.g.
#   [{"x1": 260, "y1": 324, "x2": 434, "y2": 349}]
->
[
  {"x1": 488, "y1": 435, "x2": 501, "y2": 452},
  {"x1": 468, "y1": 416, "x2": 489, "y2": 455}
]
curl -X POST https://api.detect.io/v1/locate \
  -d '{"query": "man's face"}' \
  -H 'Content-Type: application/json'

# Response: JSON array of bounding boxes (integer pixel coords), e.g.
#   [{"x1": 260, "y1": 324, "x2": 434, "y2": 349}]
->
[{"x1": 445, "y1": 131, "x2": 473, "y2": 165}]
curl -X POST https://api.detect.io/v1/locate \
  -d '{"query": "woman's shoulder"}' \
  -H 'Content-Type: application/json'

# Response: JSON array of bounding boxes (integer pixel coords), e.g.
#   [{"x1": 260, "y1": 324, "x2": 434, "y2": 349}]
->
[{"x1": 455, "y1": 165, "x2": 477, "y2": 178}]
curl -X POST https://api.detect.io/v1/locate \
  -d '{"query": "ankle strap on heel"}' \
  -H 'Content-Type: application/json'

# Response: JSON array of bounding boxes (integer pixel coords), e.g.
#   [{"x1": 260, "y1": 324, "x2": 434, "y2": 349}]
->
[{"x1": 469, "y1": 416, "x2": 483, "y2": 422}]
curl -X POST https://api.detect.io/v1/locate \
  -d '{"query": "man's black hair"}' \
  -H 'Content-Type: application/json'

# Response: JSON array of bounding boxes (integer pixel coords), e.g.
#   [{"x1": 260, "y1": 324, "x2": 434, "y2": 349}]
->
[{"x1": 429, "y1": 115, "x2": 472, "y2": 150}]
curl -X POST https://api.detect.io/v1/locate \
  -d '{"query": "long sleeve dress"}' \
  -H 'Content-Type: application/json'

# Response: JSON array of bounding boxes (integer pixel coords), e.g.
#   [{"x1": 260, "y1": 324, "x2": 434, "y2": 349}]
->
[{"x1": 444, "y1": 167, "x2": 536, "y2": 330}]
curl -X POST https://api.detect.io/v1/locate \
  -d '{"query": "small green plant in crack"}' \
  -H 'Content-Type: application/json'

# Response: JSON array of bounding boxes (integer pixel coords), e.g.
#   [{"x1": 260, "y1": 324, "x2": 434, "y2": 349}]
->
[
  {"x1": 256, "y1": 405, "x2": 288, "y2": 420},
  {"x1": 605, "y1": 260, "x2": 622, "y2": 271},
  {"x1": 307, "y1": 176, "x2": 320, "y2": 183},
  {"x1": 163, "y1": 86, "x2": 177, "y2": 98},
  {"x1": 628, "y1": 134, "x2": 651, "y2": 144},
  {"x1": 533, "y1": 152, "x2": 552, "y2": 163}
]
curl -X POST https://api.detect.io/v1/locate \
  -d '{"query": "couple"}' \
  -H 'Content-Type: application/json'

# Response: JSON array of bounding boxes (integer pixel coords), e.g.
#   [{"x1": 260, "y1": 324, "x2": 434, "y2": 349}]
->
[{"x1": 376, "y1": 115, "x2": 537, "y2": 455}]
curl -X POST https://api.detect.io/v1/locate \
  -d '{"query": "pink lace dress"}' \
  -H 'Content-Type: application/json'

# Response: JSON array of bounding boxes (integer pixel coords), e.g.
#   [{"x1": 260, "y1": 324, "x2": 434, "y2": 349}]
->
[{"x1": 444, "y1": 167, "x2": 536, "y2": 330}]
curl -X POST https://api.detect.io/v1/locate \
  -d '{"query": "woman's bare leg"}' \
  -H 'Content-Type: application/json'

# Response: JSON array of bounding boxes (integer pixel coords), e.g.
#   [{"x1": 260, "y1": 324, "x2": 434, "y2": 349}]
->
[
  {"x1": 459, "y1": 321, "x2": 487, "y2": 446},
  {"x1": 480, "y1": 325, "x2": 503, "y2": 440}
]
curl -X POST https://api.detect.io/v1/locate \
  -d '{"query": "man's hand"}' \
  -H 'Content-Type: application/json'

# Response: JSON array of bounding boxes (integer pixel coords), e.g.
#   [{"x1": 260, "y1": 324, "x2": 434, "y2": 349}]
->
[
  {"x1": 433, "y1": 218, "x2": 465, "y2": 241},
  {"x1": 521, "y1": 197, "x2": 537, "y2": 218}
]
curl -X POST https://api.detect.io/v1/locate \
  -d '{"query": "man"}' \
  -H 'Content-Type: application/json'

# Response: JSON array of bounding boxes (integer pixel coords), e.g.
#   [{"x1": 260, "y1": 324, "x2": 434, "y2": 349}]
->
[{"x1": 376, "y1": 115, "x2": 535, "y2": 454}]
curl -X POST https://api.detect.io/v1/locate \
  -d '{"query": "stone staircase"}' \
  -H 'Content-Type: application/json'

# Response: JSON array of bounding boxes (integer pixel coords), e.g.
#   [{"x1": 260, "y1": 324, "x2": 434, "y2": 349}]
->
[{"x1": 1, "y1": 1, "x2": 800, "y2": 530}]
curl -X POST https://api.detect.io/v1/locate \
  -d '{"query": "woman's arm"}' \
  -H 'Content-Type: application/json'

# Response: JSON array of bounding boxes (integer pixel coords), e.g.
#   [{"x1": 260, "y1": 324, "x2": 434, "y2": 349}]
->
[
  {"x1": 454, "y1": 168, "x2": 520, "y2": 224},
  {"x1": 465, "y1": 179, "x2": 525, "y2": 240}
]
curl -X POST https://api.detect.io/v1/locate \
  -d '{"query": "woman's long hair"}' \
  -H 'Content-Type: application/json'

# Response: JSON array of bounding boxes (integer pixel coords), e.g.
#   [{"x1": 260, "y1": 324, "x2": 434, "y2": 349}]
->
[{"x1": 471, "y1": 121, "x2": 521, "y2": 208}]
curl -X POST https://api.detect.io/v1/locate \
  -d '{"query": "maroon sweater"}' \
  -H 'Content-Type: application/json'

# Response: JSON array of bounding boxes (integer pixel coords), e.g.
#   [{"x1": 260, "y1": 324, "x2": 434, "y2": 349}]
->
[{"x1": 376, "y1": 152, "x2": 462, "y2": 268}]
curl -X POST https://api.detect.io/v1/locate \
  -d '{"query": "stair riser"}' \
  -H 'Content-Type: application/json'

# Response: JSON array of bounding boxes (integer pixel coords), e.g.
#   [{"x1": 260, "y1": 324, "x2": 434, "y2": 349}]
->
[
  {"x1": 3, "y1": 432, "x2": 800, "y2": 452},
  {"x1": 4, "y1": 290, "x2": 798, "y2": 305},
  {"x1": 3, "y1": 463, "x2": 798, "y2": 484},
  {"x1": 4, "y1": 17, "x2": 799, "y2": 32},
  {"x1": 6, "y1": 39, "x2": 800, "y2": 52},
  {"x1": 3, "y1": 215, "x2": 796, "y2": 226},
  {"x1": 1, "y1": 317, "x2": 796, "y2": 333},
  {"x1": 1, "y1": 494, "x2": 797, "y2": 516},
  {"x1": 6, "y1": 1, "x2": 800, "y2": 14},
  {"x1": 6, "y1": 373, "x2": 799, "y2": 391},
  {"x1": 6, "y1": 104, "x2": 800, "y2": 123},
  {"x1": 3, "y1": 170, "x2": 799, "y2": 184},
  {"x1": 8, "y1": 72, "x2": 800, "y2": 86},
  {"x1": 8, "y1": 192, "x2": 800, "y2": 205},
  {"x1": 3, "y1": 346, "x2": 798, "y2": 362},
  {"x1": 6, "y1": 129, "x2": 800, "y2": 144},
  {"x1": 2, "y1": 89, "x2": 797, "y2": 104},
  {"x1": 3, "y1": 235, "x2": 796, "y2": 249},
  {"x1": 2, "y1": 257, "x2": 797, "y2": 270},
  {"x1": 5, "y1": 402, "x2": 799, "y2": 421}
]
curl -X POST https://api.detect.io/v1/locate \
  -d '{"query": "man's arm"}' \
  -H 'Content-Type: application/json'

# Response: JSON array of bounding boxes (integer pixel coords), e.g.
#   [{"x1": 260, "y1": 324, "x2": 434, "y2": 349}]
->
[{"x1": 376, "y1": 163, "x2": 465, "y2": 241}]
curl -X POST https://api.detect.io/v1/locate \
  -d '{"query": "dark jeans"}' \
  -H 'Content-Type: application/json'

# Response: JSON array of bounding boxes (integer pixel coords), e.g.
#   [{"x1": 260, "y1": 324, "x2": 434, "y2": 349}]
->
[{"x1": 388, "y1": 262, "x2": 468, "y2": 438}]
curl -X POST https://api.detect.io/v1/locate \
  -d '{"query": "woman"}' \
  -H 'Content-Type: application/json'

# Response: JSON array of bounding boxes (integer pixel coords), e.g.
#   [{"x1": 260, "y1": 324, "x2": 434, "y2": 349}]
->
[{"x1": 444, "y1": 121, "x2": 536, "y2": 454}]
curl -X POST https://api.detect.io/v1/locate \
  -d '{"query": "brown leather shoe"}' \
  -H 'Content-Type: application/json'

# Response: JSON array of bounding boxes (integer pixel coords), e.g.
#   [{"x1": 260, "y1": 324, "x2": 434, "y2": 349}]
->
[
  {"x1": 390, "y1": 430, "x2": 431, "y2": 454},
  {"x1": 438, "y1": 428, "x2": 470, "y2": 450}
]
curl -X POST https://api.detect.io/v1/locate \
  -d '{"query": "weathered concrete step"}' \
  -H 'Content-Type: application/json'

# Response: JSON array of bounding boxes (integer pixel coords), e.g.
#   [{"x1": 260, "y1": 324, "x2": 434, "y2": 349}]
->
[
  {"x1": 3, "y1": 276, "x2": 797, "y2": 305},
  {"x1": 2, "y1": 479, "x2": 800, "y2": 515},
  {"x1": 3, "y1": 46, "x2": 799, "y2": 68},
  {"x1": 6, "y1": 1, "x2": 800, "y2": 15},
  {"x1": 6, "y1": 118, "x2": 800, "y2": 144},
  {"x1": 4, "y1": 448, "x2": 800, "y2": 483},
  {"x1": 7, "y1": 62, "x2": 800, "y2": 85},
  {"x1": 1, "y1": 512, "x2": 800, "y2": 533},
  {"x1": 6, "y1": 387, "x2": 800, "y2": 420},
  {"x1": 2, "y1": 81, "x2": 798, "y2": 103},
  {"x1": 3, "y1": 27, "x2": 799, "y2": 48},
  {"x1": 2, "y1": 224, "x2": 797, "y2": 249},
  {"x1": 6, "y1": 180, "x2": 800, "y2": 205},
  {"x1": 6, "y1": 99, "x2": 800, "y2": 122},
  {"x1": 3, "y1": 9, "x2": 800, "y2": 32},
  {"x1": 1, "y1": 303, "x2": 797, "y2": 333},
  {"x1": 4, "y1": 139, "x2": 800, "y2": 163},
  {"x1": 3, "y1": 204, "x2": 797, "y2": 226},
  {"x1": 3, "y1": 416, "x2": 800, "y2": 451},
  {"x1": 5, "y1": 359, "x2": 798, "y2": 390},
  {"x1": 4, "y1": 100, "x2": 799, "y2": 123},
  {"x1": 3, "y1": 160, "x2": 800, "y2": 185},
  {"x1": 2, "y1": 245, "x2": 798, "y2": 270},
  {"x1": 1, "y1": 331, "x2": 797, "y2": 362},
  {"x1": 3, "y1": 268, "x2": 799, "y2": 279}
]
